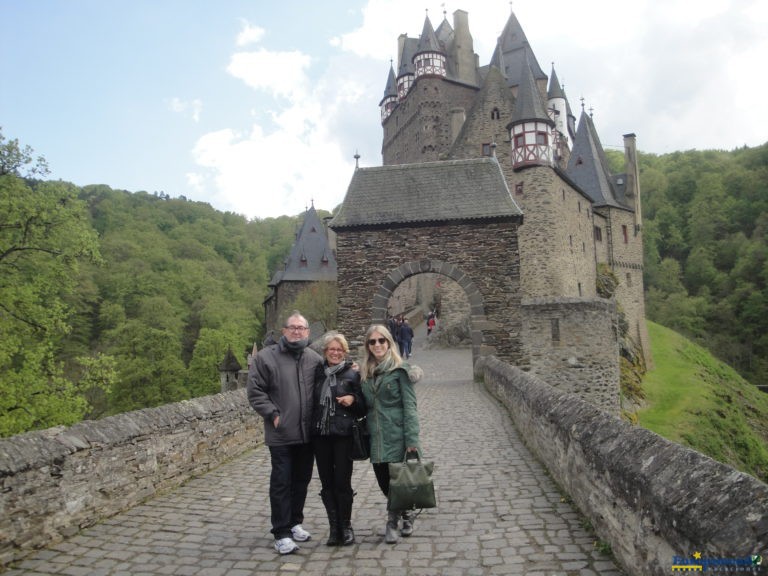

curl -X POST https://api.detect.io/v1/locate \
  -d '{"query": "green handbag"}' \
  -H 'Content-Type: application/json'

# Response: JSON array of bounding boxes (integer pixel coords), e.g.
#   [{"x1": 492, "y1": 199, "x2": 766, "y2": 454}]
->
[{"x1": 387, "y1": 450, "x2": 436, "y2": 511}]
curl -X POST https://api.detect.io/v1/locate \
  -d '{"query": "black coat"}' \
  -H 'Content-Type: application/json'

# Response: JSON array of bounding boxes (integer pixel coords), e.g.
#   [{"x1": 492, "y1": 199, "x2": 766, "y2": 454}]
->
[{"x1": 311, "y1": 360, "x2": 366, "y2": 437}]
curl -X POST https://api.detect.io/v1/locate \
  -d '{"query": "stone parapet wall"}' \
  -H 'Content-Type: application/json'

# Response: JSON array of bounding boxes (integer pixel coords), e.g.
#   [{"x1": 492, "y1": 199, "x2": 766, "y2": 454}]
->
[
  {"x1": 478, "y1": 356, "x2": 768, "y2": 576},
  {"x1": 0, "y1": 390, "x2": 262, "y2": 567}
]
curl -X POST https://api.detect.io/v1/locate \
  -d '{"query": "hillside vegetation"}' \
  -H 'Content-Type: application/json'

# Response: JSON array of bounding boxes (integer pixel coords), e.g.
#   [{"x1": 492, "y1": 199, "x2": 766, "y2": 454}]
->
[{"x1": 638, "y1": 321, "x2": 768, "y2": 483}]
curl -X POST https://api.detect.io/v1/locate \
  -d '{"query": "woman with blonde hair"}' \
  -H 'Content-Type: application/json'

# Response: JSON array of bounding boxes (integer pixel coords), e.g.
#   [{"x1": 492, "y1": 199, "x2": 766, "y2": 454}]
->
[
  {"x1": 360, "y1": 324, "x2": 423, "y2": 544},
  {"x1": 311, "y1": 332, "x2": 366, "y2": 546}
]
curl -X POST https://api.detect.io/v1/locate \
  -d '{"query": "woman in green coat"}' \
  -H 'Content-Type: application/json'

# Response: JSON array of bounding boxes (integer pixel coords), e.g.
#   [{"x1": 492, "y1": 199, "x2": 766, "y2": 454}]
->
[{"x1": 360, "y1": 323, "x2": 423, "y2": 544}]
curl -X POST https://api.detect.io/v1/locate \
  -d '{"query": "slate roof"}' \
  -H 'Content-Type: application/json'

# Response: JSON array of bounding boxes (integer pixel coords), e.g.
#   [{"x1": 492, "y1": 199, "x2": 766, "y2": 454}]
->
[
  {"x1": 269, "y1": 205, "x2": 337, "y2": 285},
  {"x1": 511, "y1": 58, "x2": 552, "y2": 124},
  {"x1": 489, "y1": 10, "x2": 547, "y2": 88},
  {"x1": 328, "y1": 157, "x2": 523, "y2": 229},
  {"x1": 566, "y1": 111, "x2": 627, "y2": 209}
]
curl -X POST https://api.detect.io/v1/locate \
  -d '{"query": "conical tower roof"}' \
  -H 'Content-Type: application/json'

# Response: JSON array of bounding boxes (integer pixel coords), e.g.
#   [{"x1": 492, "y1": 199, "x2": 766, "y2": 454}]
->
[
  {"x1": 566, "y1": 111, "x2": 625, "y2": 209},
  {"x1": 416, "y1": 15, "x2": 442, "y2": 54},
  {"x1": 511, "y1": 58, "x2": 552, "y2": 125},
  {"x1": 547, "y1": 65, "x2": 566, "y2": 99},
  {"x1": 489, "y1": 10, "x2": 546, "y2": 87},
  {"x1": 380, "y1": 63, "x2": 397, "y2": 105},
  {"x1": 268, "y1": 204, "x2": 337, "y2": 285}
]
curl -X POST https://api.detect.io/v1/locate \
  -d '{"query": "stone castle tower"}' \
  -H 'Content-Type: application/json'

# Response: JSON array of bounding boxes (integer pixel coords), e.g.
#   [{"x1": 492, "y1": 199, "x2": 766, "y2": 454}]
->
[{"x1": 375, "y1": 7, "x2": 651, "y2": 370}]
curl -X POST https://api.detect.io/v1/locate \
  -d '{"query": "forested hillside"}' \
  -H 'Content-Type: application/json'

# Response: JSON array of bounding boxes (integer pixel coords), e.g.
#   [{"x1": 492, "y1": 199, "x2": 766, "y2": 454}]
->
[
  {"x1": 633, "y1": 143, "x2": 768, "y2": 388},
  {"x1": 2, "y1": 128, "x2": 767, "y2": 438},
  {"x1": 1, "y1": 129, "x2": 326, "y2": 436}
]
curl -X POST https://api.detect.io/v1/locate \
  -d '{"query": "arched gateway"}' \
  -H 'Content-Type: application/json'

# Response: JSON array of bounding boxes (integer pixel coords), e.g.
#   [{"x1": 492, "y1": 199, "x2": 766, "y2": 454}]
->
[{"x1": 328, "y1": 157, "x2": 525, "y2": 367}]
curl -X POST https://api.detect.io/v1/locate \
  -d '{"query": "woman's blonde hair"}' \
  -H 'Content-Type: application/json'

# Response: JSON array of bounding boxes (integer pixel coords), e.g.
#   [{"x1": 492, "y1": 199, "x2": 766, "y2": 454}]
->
[{"x1": 361, "y1": 324, "x2": 402, "y2": 379}]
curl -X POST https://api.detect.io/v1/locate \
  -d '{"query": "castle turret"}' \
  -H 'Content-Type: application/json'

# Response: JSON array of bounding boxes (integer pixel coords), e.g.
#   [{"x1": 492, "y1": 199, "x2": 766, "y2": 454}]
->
[
  {"x1": 509, "y1": 60, "x2": 555, "y2": 170},
  {"x1": 547, "y1": 64, "x2": 569, "y2": 162},
  {"x1": 396, "y1": 34, "x2": 417, "y2": 100},
  {"x1": 380, "y1": 63, "x2": 398, "y2": 122},
  {"x1": 413, "y1": 15, "x2": 446, "y2": 79}
]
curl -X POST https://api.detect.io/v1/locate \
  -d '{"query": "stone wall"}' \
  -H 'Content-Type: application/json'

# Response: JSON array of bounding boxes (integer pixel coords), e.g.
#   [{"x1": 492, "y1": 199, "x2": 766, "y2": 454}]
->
[
  {"x1": 521, "y1": 297, "x2": 620, "y2": 414},
  {"x1": 334, "y1": 220, "x2": 523, "y2": 365},
  {"x1": 478, "y1": 356, "x2": 768, "y2": 576},
  {"x1": 0, "y1": 390, "x2": 263, "y2": 567}
]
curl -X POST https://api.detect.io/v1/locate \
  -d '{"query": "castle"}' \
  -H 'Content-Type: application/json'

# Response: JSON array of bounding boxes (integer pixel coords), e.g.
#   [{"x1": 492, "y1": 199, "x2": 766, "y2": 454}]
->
[
  {"x1": 263, "y1": 7, "x2": 650, "y2": 413},
  {"x1": 328, "y1": 6, "x2": 651, "y2": 411}
]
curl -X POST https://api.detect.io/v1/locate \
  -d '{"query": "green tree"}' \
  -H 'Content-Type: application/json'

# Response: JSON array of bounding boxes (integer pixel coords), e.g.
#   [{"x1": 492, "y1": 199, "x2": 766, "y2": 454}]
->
[{"x1": 0, "y1": 130, "x2": 102, "y2": 436}]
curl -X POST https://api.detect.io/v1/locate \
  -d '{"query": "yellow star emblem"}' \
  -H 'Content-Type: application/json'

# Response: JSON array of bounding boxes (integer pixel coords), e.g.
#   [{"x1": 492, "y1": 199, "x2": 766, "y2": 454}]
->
[{"x1": 693, "y1": 552, "x2": 702, "y2": 560}]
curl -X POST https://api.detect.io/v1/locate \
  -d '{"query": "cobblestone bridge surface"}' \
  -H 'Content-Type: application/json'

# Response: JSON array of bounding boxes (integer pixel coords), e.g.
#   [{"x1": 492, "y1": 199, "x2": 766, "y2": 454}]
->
[{"x1": 6, "y1": 336, "x2": 625, "y2": 576}]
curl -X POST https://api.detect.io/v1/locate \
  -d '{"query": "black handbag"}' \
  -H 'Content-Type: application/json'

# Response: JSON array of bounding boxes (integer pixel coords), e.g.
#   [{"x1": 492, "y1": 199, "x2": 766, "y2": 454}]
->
[
  {"x1": 387, "y1": 450, "x2": 436, "y2": 511},
  {"x1": 350, "y1": 417, "x2": 370, "y2": 461}
]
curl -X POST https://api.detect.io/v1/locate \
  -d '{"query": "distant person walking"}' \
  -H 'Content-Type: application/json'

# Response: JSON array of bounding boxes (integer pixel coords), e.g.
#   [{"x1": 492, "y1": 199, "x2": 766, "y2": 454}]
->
[
  {"x1": 311, "y1": 332, "x2": 366, "y2": 546},
  {"x1": 247, "y1": 311, "x2": 322, "y2": 555},
  {"x1": 426, "y1": 312, "x2": 436, "y2": 337},
  {"x1": 399, "y1": 318, "x2": 414, "y2": 358},
  {"x1": 360, "y1": 324, "x2": 423, "y2": 544}
]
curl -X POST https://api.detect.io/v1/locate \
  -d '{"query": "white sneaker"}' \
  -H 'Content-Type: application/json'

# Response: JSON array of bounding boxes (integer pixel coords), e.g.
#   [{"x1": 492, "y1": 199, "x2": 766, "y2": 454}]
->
[
  {"x1": 291, "y1": 524, "x2": 311, "y2": 542},
  {"x1": 274, "y1": 537, "x2": 299, "y2": 555}
]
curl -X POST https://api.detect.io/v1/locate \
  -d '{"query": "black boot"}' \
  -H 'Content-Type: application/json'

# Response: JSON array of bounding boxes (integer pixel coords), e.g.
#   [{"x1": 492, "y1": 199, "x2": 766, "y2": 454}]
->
[
  {"x1": 338, "y1": 491, "x2": 355, "y2": 545},
  {"x1": 320, "y1": 491, "x2": 341, "y2": 546},
  {"x1": 341, "y1": 523, "x2": 355, "y2": 546}
]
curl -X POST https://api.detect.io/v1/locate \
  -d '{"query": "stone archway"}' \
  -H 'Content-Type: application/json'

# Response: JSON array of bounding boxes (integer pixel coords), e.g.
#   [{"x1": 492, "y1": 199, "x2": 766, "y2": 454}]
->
[{"x1": 370, "y1": 260, "x2": 490, "y2": 365}]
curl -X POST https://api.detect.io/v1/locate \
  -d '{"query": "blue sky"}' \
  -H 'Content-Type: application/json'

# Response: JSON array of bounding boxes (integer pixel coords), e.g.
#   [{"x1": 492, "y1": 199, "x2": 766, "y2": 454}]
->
[{"x1": 2, "y1": 0, "x2": 766, "y2": 219}]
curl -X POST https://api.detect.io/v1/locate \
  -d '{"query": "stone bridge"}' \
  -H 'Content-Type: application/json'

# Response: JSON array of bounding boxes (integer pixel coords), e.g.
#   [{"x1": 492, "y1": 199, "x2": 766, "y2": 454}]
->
[{"x1": 1, "y1": 341, "x2": 766, "y2": 575}]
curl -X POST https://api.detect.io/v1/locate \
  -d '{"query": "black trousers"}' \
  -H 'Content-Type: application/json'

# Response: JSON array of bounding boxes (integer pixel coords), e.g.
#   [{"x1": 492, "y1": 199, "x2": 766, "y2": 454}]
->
[
  {"x1": 268, "y1": 443, "x2": 315, "y2": 539},
  {"x1": 372, "y1": 462, "x2": 391, "y2": 497},
  {"x1": 313, "y1": 435, "x2": 355, "y2": 524}
]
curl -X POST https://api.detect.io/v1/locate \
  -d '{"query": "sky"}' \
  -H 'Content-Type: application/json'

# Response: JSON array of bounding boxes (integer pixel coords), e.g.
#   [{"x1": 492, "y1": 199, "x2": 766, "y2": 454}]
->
[{"x1": 2, "y1": 0, "x2": 767, "y2": 220}]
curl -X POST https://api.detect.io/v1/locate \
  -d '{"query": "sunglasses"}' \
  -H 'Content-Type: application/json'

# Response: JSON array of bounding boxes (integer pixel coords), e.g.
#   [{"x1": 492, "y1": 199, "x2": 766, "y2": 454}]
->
[{"x1": 368, "y1": 337, "x2": 387, "y2": 346}]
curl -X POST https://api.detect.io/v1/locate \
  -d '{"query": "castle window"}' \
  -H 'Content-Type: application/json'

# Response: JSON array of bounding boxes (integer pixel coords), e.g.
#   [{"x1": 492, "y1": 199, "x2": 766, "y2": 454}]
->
[
  {"x1": 622, "y1": 224, "x2": 629, "y2": 243},
  {"x1": 562, "y1": 189, "x2": 566, "y2": 200},
  {"x1": 491, "y1": 108, "x2": 500, "y2": 120},
  {"x1": 578, "y1": 282, "x2": 582, "y2": 296},
  {"x1": 594, "y1": 226, "x2": 603, "y2": 242},
  {"x1": 578, "y1": 201, "x2": 581, "y2": 212},
  {"x1": 569, "y1": 235, "x2": 573, "y2": 247},
  {"x1": 626, "y1": 272, "x2": 632, "y2": 287},
  {"x1": 514, "y1": 134, "x2": 525, "y2": 147},
  {"x1": 576, "y1": 155, "x2": 583, "y2": 165},
  {"x1": 482, "y1": 143, "x2": 492, "y2": 156},
  {"x1": 515, "y1": 182, "x2": 523, "y2": 195},
  {"x1": 582, "y1": 242, "x2": 586, "y2": 253},
  {"x1": 536, "y1": 132, "x2": 548, "y2": 145},
  {"x1": 551, "y1": 318, "x2": 560, "y2": 343}
]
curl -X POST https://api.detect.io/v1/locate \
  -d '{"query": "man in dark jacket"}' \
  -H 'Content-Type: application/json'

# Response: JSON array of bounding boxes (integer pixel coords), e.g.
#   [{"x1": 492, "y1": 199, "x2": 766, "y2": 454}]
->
[{"x1": 247, "y1": 311, "x2": 322, "y2": 555}]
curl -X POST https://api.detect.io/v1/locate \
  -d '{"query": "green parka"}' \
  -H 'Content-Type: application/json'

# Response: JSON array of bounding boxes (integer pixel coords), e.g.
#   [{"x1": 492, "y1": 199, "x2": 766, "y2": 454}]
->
[{"x1": 361, "y1": 363, "x2": 421, "y2": 464}]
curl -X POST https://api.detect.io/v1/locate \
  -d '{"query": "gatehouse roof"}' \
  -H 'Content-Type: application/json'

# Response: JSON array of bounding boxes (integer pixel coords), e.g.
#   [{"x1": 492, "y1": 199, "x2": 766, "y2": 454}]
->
[{"x1": 329, "y1": 157, "x2": 523, "y2": 229}]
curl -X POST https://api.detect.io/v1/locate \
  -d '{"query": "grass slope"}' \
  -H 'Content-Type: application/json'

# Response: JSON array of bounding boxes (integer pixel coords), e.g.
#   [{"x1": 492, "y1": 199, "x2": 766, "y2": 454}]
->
[{"x1": 638, "y1": 321, "x2": 768, "y2": 484}]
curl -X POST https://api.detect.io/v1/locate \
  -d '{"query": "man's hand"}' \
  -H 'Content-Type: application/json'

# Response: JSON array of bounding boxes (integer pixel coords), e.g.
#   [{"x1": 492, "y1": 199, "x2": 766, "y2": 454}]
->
[{"x1": 273, "y1": 415, "x2": 280, "y2": 428}]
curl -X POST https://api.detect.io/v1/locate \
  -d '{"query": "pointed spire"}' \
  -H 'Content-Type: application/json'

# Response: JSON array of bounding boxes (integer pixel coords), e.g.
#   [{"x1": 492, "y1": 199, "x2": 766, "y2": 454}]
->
[
  {"x1": 491, "y1": 9, "x2": 546, "y2": 88},
  {"x1": 511, "y1": 57, "x2": 551, "y2": 124},
  {"x1": 380, "y1": 62, "x2": 397, "y2": 103},
  {"x1": 547, "y1": 64, "x2": 566, "y2": 99},
  {"x1": 416, "y1": 14, "x2": 442, "y2": 54},
  {"x1": 566, "y1": 110, "x2": 622, "y2": 207}
]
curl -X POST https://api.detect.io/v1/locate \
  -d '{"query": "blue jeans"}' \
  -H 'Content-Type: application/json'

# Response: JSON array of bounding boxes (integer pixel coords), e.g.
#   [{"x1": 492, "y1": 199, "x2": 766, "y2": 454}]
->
[{"x1": 268, "y1": 443, "x2": 315, "y2": 539}]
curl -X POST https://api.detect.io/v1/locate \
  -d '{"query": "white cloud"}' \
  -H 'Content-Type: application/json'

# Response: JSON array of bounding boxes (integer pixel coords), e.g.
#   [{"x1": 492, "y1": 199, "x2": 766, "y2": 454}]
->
[
  {"x1": 236, "y1": 21, "x2": 265, "y2": 47},
  {"x1": 167, "y1": 97, "x2": 202, "y2": 123},
  {"x1": 187, "y1": 0, "x2": 768, "y2": 219},
  {"x1": 227, "y1": 48, "x2": 312, "y2": 101}
]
